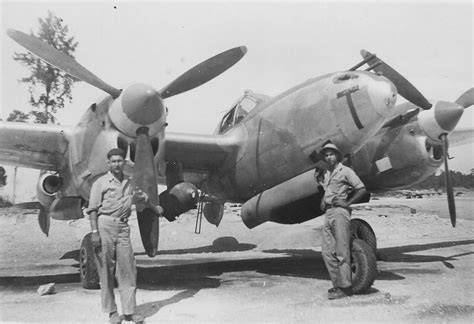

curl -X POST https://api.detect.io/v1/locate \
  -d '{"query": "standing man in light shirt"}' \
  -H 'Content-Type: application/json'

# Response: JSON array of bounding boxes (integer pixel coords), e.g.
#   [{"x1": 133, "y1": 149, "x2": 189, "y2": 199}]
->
[
  {"x1": 315, "y1": 143, "x2": 367, "y2": 300},
  {"x1": 88, "y1": 148, "x2": 161, "y2": 324}
]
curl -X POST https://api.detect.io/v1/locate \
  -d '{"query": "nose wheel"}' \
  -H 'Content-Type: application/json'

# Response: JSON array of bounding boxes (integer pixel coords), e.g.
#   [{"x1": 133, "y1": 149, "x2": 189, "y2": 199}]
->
[{"x1": 79, "y1": 233, "x2": 100, "y2": 289}]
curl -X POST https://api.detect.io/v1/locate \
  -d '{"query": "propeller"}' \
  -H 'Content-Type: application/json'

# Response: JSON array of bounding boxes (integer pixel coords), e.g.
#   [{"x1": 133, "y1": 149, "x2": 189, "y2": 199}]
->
[
  {"x1": 160, "y1": 46, "x2": 247, "y2": 99},
  {"x1": 359, "y1": 50, "x2": 432, "y2": 110},
  {"x1": 38, "y1": 207, "x2": 50, "y2": 236},
  {"x1": 455, "y1": 88, "x2": 474, "y2": 108},
  {"x1": 440, "y1": 133, "x2": 456, "y2": 227},
  {"x1": 132, "y1": 127, "x2": 160, "y2": 257},
  {"x1": 7, "y1": 29, "x2": 122, "y2": 98}
]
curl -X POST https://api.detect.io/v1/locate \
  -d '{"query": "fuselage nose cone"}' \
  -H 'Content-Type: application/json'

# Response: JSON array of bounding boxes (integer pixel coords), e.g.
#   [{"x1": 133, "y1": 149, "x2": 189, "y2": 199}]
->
[
  {"x1": 435, "y1": 101, "x2": 464, "y2": 133},
  {"x1": 121, "y1": 83, "x2": 164, "y2": 125}
]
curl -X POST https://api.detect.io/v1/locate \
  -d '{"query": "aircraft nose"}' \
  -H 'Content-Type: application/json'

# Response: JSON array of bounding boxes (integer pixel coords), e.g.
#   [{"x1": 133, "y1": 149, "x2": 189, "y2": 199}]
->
[
  {"x1": 368, "y1": 75, "x2": 397, "y2": 116},
  {"x1": 121, "y1": 84, "x2": 164, "y2": 125}
]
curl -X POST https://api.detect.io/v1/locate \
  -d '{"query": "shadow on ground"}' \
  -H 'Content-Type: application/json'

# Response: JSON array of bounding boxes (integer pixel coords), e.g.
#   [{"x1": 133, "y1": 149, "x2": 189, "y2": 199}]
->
[
  {"x1": 1, "y1": 238, "x2": 472, "y2": 291},
  {"x1": 377, "y1": 239, "x2": 474, "y2": 270}
]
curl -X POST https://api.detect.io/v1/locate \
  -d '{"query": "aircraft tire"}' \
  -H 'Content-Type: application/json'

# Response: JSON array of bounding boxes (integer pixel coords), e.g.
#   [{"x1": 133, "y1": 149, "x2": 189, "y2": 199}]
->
[
  {"x1": 351, "y1": 218, "x2": 377, "y2": 255},
  {"x1": 351, "y1": 238, "x2": 377, "y2": 294},
  {"x1": 79, "y1": 233, "x2": 100, "y2": 289}
]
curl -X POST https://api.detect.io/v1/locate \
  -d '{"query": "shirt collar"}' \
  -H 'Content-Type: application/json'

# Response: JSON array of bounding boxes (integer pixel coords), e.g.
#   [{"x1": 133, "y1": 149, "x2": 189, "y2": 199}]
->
[
  {"x1": 106, "y1": 171, "x2": 129, "y2": 183},
  {"x1": 325, "y1": 162, "x2": 342, "y2": 175}
]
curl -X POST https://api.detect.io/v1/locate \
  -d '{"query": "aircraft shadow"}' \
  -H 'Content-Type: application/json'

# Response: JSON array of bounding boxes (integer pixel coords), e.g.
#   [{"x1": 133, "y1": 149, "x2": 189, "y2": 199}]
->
[
  {"x1": 135, "y1": 236, "x2": 257, "y2": 256},
  {"x1": 377, "y1": 239, "x2": 474, "y2": 268},
  {"x1": 2, "y1": 239, "x2": 472, "y2": 290}
]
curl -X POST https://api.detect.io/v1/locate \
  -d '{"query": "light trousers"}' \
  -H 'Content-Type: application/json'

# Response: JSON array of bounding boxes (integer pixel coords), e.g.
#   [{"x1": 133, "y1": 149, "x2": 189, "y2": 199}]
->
[
  {"x1": 94, "y1": 216, "x2": 137, "y2": 314},
  {"x1": 321, "y1": 207, "x2": 352, "y2": 288}
]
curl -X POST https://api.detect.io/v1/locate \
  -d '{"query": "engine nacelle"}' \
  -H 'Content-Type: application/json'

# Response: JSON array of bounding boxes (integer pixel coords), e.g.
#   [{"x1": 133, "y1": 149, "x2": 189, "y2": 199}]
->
[
  {"x1": 36, "y1": 173, "x2": 63, "y2": 208},
  {"x1": 353, "y1": 124, "x2": 443, "y2": 191},
  {"x1": 159, "y1": 182, "x2": 199, "y2": 221}
]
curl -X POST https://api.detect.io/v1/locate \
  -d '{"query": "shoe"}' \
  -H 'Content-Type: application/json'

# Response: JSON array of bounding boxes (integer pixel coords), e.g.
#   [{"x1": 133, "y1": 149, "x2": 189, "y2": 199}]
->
[
  {"x1": 124, "y1": 314, "x2": 145, "y2": 323},
  {"x1": 109, "y1": 312, "x2": 123, "y2": 324},
  {"x1": 328, "y1": 287, "x2": 353, "y2": 300},
  {"x1": 327, "y1": 287, "x2": 337, "y2": 293}
]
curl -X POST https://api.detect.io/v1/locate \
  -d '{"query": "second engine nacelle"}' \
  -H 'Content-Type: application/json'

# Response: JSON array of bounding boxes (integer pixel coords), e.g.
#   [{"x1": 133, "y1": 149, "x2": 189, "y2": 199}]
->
[
  {"x1": 36, "y1": 173, "x2": 63, "y2": 208},
  {"x1": 159, "y1": 182, "x2": 199, "y2": 221}
]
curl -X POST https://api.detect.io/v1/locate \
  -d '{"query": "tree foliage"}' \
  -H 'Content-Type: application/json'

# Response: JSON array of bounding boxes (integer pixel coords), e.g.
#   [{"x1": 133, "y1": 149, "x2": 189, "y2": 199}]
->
[
  {"x1": 412, "y1": 170, "x2": 474, "y2": 189},
  {"x1": 7, "y1": 109, "x2": 30, "y2": 122},
  {"x1": 12, "y1": 11, "x2": 78, "y2": 124}
]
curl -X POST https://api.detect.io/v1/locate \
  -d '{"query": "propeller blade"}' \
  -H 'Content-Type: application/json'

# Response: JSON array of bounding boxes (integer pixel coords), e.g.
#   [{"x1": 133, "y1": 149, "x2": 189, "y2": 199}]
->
[
  {"x1": 360, "y1": 50, "x2": 432, "y2": 110},
  {"x1": 455, "y1": 88, "x2": 474, "y2": 109},
  {"x1": 38, "y1": 207, "x2": 50, "y2": 236},
  {"x1": 133, "y1": 127, "x2": 159, "y2": 257},
  {"x1": 7, "y1": 29, "x2": 121, "y2": 98},
  {"x1": 440, "y1": 133, "x2": 456, "y2": 227},
  {"x1": 160, "y1": 46, "x2": 247, "y2": 99}
]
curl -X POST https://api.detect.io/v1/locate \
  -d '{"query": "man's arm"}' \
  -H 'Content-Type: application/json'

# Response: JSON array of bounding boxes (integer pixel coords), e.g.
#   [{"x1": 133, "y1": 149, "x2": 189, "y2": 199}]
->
[
  {"x1": 87, "y1": 180, "x2": 102, "y2": 248},
  {"x1": 346, "y1": 187, "x2": 368, "y2": 205},
  {"x1": 132, "y1": 190, "x2": 163, "y2": 215},
  {"x1": 333, "y1": 167, "x2": 367, "y2": 208},
  {"x1": 89, "y1": 210, "x2": 101, "y2": 248}
]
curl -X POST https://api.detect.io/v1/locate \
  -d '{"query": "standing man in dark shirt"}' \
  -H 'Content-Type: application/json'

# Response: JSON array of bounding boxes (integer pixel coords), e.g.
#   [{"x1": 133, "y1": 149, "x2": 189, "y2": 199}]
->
[
  {"x1": 88, "y1": 148, "x2": 161, "y2": 323},
  {"x1": 315, "y1": 143, "x2": 367, "y2": 300}
]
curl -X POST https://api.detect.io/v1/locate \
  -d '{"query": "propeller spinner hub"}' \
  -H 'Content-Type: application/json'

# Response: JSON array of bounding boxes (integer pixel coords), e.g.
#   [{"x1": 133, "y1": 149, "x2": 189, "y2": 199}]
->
[
  {"x1": 109, "y1": 83, "x2": 165, "y2": 138},
  {"x1": 418, "y1": 100, "x2": 464, "y2": 141}
]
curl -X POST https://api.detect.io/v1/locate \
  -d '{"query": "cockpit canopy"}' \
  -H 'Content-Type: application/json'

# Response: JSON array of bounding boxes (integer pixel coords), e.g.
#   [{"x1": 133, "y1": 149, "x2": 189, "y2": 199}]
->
[{"x1": 216, "y1": 90, "x2": 270, "y2": 134}]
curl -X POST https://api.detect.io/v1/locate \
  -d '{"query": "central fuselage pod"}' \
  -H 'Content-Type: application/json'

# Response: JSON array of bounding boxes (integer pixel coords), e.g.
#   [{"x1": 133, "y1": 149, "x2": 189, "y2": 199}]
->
[
  {"x1": 204, "y1": 71, "x2": 397, "y2": 201},
  {"x1": 69, "y1": 83, "x2": 167, "y2": 198}
]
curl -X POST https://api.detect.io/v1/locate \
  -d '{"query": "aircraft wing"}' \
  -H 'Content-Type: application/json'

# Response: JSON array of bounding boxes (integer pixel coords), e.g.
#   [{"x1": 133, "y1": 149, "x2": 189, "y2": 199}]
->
[
  {"x1": 0, "y1": 121, "x2": 72, "y2": 171},
  {"x1": 164, "y1": 131, "x2": 239, "y2": 171},
  {"x1": 448, "y1": 127, "x2": 474, "y2": 147}
]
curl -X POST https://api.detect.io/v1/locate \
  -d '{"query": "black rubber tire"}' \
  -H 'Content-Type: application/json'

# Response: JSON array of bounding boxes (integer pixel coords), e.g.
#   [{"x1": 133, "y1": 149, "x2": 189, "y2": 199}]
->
[
  {"x1": 351, "y1": 238, "x2": 377, "y2": 294},
  {"x1": 351, "y1": 218, "x2": 377, "y2": 254},
  {"x1": 79, "y1": 233, "x2": 100, "y2": 289}
]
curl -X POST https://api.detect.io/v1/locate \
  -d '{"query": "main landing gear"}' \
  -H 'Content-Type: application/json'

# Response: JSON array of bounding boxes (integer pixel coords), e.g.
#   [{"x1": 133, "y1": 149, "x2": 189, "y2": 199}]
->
[{"x1": 350, "y1": 218, "x2": 377, "y2": 294}]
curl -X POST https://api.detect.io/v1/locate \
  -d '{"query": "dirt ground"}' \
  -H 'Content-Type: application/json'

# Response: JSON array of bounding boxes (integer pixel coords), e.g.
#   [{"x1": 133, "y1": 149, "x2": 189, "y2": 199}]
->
[{"x1": 0, "y1": 194, "x2": 473, "y2": 323}]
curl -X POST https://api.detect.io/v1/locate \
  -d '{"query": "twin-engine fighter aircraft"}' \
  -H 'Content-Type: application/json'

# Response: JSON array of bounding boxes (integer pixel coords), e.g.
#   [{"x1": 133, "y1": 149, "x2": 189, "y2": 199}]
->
[{"x1": 1, "y1": 28, "x2": 472, "y2": 293}]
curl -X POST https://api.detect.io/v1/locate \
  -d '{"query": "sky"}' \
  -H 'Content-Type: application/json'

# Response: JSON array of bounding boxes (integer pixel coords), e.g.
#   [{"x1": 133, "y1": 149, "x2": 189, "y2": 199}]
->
[{"x1": 0, "y1": 0, "x2": 473, "y2": 173}]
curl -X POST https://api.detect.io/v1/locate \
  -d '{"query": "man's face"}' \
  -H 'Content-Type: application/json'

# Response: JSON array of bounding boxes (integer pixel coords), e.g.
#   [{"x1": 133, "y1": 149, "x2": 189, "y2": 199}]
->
[
  {"x1": 324, "y1": 150, "x2": 338, "y2": 166},
  {"x1": 108, "y1": 155, "x2": 125, "y2": 175}
]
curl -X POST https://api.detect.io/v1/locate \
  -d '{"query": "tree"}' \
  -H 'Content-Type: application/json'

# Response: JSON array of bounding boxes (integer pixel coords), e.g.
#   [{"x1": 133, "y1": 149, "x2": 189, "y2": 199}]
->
[
  {"x1": 12, "y1": 11, "x2": 79, "y2": 124},
  {"x1": 7, "y1": 109, "x2": 30, "y2": 122}
]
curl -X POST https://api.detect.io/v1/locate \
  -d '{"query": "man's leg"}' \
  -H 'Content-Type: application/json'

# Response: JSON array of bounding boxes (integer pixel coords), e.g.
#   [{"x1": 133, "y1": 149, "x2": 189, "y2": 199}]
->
[
  {"x1": 95, "y1": 219, "x2": 118, "y2": 313},
  {"x1": 116, "y1": 225, "x2": 137, "y2": 316},
  {"x1": 332, "y1": 207, "x2": 352, "y2": 288},
  {"x1": 321, "y1": 210, "x2": 338, "y2": 288}
]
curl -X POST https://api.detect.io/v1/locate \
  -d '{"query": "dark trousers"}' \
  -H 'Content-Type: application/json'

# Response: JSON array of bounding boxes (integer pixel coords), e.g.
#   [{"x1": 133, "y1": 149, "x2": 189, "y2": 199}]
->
[{"x1": 94, "y1": 216, "x2": 137, "y2": 314}]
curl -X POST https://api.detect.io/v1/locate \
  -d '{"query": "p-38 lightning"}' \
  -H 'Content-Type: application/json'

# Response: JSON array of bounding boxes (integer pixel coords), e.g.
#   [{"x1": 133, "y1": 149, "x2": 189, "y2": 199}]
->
[{"x1": 1, "y1": 28, "x2": 472, "y2": 293}]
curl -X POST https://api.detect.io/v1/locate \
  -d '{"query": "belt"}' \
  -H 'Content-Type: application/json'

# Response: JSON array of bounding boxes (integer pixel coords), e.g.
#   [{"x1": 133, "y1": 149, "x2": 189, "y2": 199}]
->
[{"x1": 99, "y1": 214, "x2": 128, "y2": 224}]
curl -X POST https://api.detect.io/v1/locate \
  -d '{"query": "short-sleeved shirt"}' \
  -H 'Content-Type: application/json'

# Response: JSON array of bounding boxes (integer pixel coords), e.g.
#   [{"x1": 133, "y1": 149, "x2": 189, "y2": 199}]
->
[
  {"x1": 320, "y1": 163, "x2": 365, "y2": 205},
  {"x1": 87, "y1": 172, "x2": 133, "y2": 219}
]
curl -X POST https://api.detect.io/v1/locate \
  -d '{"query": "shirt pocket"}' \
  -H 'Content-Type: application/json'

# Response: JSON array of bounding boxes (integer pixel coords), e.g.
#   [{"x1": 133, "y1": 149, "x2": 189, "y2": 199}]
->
[{"x1": 104, "y1": 188, "x2": 121, "y2": 201}]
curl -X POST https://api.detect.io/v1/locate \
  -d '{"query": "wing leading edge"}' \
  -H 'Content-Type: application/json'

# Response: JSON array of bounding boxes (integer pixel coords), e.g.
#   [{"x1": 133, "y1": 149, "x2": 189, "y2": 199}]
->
[
  {"x1": 0, "y1": 121, "x2": 71, "y2": 171},
  {"x1": 164, "y1": 131, "x2": 240, "y2": 172}
]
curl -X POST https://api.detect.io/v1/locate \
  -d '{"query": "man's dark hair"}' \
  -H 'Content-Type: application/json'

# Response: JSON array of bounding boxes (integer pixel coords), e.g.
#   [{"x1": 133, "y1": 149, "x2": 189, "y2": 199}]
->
[{"x1": 107, "y1": 148, "x2": 126, "y2": 159}]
